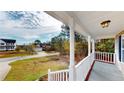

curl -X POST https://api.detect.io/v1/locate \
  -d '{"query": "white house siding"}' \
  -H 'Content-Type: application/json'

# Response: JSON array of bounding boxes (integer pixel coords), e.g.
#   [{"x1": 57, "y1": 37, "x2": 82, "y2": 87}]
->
[
  {"x1": 0, "y1": 40, "x2": 6, "y2": 45},
  {"x1": 0, "y1": 39, "x2": 16, "y2": 51},
  {"x1": 0, "y1": 40, "x2": 6, "y2": 51}
]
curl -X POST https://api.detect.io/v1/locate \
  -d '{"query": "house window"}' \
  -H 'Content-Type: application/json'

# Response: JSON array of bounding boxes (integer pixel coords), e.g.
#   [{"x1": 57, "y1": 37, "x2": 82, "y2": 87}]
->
[{"x1": 0, "y1": 43, "x2": 4, "y2": 45}]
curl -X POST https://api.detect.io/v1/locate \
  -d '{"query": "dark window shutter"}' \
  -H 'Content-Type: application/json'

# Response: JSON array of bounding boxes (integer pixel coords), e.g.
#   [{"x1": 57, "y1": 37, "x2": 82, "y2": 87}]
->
[{"x1": 119, "y1": 36, "x2": 121, "y2": 61}]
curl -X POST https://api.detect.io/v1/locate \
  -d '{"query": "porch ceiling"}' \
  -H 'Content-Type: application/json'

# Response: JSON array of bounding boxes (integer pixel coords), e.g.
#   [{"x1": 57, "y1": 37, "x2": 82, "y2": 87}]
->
[
  {"x1": 71, "y1": 11, "x2": 124, "y2": 39},
  {"x1": 46, "y1": 11, "x2": 124, "y2": 39}
]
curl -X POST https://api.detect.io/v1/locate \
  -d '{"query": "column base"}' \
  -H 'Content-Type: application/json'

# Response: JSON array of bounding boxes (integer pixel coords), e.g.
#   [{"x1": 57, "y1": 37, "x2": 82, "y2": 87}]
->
[{"x1": 69, "y1": 65, "x2": 76, "y2": 81}]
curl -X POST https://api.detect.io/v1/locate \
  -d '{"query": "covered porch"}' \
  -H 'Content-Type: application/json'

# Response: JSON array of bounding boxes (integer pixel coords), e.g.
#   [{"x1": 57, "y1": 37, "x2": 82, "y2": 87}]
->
[
  {"x1": 89, "y1": 61, "x2": 124, "y2": 81},
  {"x1": 46, "y1": 11, "x2": 124, "y2": 81}
]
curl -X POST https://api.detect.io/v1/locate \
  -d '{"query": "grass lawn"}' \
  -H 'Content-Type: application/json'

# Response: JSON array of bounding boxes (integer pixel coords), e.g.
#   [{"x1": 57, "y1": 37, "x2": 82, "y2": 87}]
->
[
  {"x1": 4, "y1": 56, "x2": 68, "y2": 81},
  {"x1": 0, "y1": 51, "x2": 33, "y2": 58},
  {"x1": 0, "y1": 53, "x2": 32, "y2": 58}
]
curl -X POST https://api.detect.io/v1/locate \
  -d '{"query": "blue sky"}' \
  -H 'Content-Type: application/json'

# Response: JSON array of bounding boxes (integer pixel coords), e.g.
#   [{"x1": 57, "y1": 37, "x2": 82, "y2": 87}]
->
[{"x1": 0, "y1": 11, "x2": 62, "y2": 45}]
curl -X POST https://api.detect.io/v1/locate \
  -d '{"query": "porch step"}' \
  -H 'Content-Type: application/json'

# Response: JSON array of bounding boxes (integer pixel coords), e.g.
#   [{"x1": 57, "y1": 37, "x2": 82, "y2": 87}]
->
[{"x1": 88, "y1": 61, "x2": 124, "y2": 81}]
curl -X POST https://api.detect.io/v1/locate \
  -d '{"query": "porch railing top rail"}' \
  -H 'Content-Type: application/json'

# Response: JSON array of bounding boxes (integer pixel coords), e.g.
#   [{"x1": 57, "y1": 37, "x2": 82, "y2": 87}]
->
[
  {"x1": 49, "y1": 69, "x2": 69, "y2": 74},
  {"x1": 95, "y1": 51, "x2": 114, "y2": 54},
  {"x1": 75, "y1": 53, "x2": 94, "y2": 68},
  {"x1": 75, "y1": 53, "x2": 95, "y2": 81}
]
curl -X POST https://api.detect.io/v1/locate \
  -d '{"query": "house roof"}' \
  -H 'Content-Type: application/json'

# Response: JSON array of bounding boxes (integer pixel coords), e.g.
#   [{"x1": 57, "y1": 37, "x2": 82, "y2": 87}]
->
[
  {"x1": 0, "y1": 39, "x2": 16, "y2": 43},
  {"x1": 46, "y1": 11, "x2": 124, "y2": 39}
]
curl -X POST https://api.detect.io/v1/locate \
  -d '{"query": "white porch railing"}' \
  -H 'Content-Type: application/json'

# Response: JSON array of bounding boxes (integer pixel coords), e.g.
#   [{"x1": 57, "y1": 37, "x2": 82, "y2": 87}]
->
[
  {"x1": 75, "y1": 53, "x2": 95, "y2": 81},
  {"x1": 48, "y1": 53, "x2": 94, "y2": 81},
  {"x1": 48, "y1": 52, "x2": 116, "y2": 81},
  {"x1": 48, "y1": 69, "x2": 69, "y2": 81},
  {"x1": 95, "y1": 52, "x2": 116, "y2": 64}
]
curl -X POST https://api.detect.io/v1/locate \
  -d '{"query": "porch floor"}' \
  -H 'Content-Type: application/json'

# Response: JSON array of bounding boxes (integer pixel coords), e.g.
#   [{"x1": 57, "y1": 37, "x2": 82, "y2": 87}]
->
[{"x1": 88, "y1": 61, "x2": 124, "y2": 81}]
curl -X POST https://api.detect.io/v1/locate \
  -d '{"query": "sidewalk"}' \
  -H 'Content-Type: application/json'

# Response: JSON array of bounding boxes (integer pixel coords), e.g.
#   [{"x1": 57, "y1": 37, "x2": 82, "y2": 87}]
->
[{"x1": 0, "y1": 63, "x2": 11, "y2": 80}]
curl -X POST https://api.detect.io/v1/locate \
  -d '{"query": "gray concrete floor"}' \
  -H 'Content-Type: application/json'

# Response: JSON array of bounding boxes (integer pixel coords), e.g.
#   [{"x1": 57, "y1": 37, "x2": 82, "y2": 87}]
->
[{"x1": 88, "y1": 61, "x2": 124, "y2": 81}]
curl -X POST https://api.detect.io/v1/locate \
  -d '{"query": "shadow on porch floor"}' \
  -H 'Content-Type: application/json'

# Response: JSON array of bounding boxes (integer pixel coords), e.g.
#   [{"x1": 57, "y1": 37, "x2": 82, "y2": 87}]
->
[{"x1": 88, "y1": 61, "x2": 124, "y2": 81}]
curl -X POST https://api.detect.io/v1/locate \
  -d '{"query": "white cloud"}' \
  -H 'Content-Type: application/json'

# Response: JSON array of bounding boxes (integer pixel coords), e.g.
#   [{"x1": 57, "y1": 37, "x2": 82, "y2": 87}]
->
[
  {"x1": 0, "y1": 11, "x2": 62, "y2": 44},
  {"x1": 21, "y1": 35, "x2": 40, "y2": 40}
]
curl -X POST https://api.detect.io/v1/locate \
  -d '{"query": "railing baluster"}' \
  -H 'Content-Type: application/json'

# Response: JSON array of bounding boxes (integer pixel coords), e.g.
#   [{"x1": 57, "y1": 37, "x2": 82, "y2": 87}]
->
[
  {"x1": 110, "y1": 53, "x2": 112, "y2": 63},
  {"x1": 52, "y1": 74, "x2": 54, "y2": 81},
  {"x1": 110, "y1": 53, "x2": 111, "y2": 63},
  {"x1": 103, "y1": 52, "x2": 104, "y2": 61},
  {"x1": 114, "y1": 54, "x2": 115, "y2": 63},
  {"x1": 111, "y1": 53, "x2": 112, "y2": 62},
  {"x1": 102, "y1": 52, "x2": 103, "y2": 61},
  {"x1": 48, "y1": 69, "x2": 51, "y2": 81},
  {"x1": 66, "y1": 72, "x2": 67, "y2": 81},
  {"x1": 61, "y1": 72, "x2": 63, "y2": 81},
  {"x1": 96, "y1": 53, "x2": 98, "y2": 59},
  {"x1": 107, "y1": 53, "x2": 109, "y2": 62},
  {"x1": 63, "y1": 72, "x2": 64, "y2": 81},
  {"x1": 57, "y1": 73, "x2": 59, "y2": 81},
  {"x1": 55, "y1": 73, "x2": 56, "y2": 80},
  {"x1": 54, "y1": 74, "x2": 55, "y2": 81},
  {"x1": 99, "y1": 52, "x2": 100, "y2": 60},
  {"x1": 109, "y1": 53, "x2": 110, "y2": 62},
  {"x1": 112, "y1": 54, "x2": 113, "y2": 63},
  {"x1": 54, "y1": 73, "x2": 56, "y2": 81},
  {"x1": 98, "y1": 52, "x2": 99, "y2": 60},
  {"x1": 100, "y1": 52, "x2": 101, "y2": 60},
  {"x1": 112, "y1": 53, "x2": 113, "y2": 62},
  {"x1": 95, "y1": 52, "x2": 96, "y2": 59},
  {"x1": 56, "y1": 73, "x2": 57, "y2": 81},
  {"x1": 60, "y1": 72, "x2": 62, "y2": 81},
  {"x1": 110, "y1": 53, "x2": 111, "y2": 62},
  {"x1": 96, "y1": 52, "x2": 97, "y2": 59},
  {"x1": 105, "y1": 53, "x2": 106, "y2": 62},
  {"x1": 95, "y1": 53, "x2": 98, "y2": 60},
  {"x1": 62, "y1": 72, "x2": 63, "y2": 81}
]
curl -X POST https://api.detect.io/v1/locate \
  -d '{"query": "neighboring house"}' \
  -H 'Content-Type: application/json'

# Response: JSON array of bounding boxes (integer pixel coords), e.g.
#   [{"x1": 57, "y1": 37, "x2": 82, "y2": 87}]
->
[
  {"x1": 34, "y1": 47, "x2": 42, "y2": 52},
  {"x1": 34, "y1": 43, "x2": 42, "y2": 52},
  {"x1": 34, "y1": 43, "x2": 52, "y2": 51},
  {"x1": 0, "y1": 39, "x2": 16, "y2": 51},
  {"x1": 41, "y1": 43, "x2": 52, "y2": 51}
]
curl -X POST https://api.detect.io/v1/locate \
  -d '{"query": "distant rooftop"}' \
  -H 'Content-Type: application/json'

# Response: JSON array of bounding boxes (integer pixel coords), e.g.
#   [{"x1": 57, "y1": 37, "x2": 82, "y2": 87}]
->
[{"x1": 0, "y1": 39, "x2": 16, "y2": 43}]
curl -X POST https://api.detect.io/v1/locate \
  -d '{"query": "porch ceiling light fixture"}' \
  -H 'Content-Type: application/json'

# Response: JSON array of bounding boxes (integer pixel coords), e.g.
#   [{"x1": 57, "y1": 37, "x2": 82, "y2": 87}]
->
[{"x1": 100, "y1": 20, "x2": 111, "y2": 28}]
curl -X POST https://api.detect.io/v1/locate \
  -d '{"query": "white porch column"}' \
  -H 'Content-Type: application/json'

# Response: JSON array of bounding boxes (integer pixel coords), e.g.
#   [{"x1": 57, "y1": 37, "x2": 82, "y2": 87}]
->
[
  {"x1": 115, "y1": 37, "x2": 119, "y2": 62},
  {"x1": 92, "y1": 39, "x2": 95, "y2": 53},
  {"x1": 115, "y1": 37, "x2": 122, "y2": 70},
  {"x1": 88, "y1": 36, "x2": 91, "y2": 56},
  {"x1": 69, "y1": 18, "x2": 76, "y2": 81}
]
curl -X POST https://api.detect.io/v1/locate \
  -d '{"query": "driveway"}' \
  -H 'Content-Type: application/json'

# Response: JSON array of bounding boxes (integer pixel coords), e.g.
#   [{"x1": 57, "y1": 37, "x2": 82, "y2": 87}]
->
[{"x1": 0, "y1": 51, "x2": 59, "y2": 80}]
